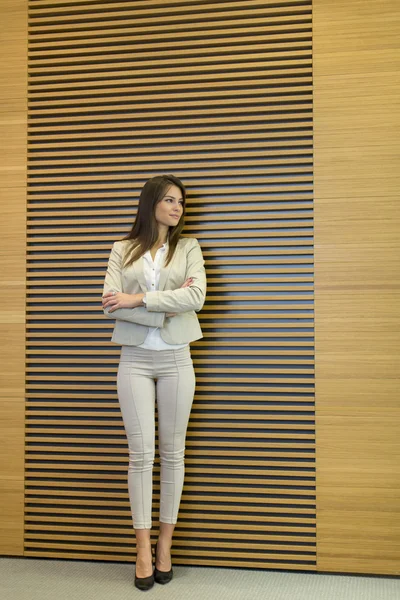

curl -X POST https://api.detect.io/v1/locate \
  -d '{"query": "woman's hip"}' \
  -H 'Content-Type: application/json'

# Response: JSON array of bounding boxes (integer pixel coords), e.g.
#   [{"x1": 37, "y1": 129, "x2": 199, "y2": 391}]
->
[{"x1": 118, "y1": 344, "x2": 193, "y2": 377}]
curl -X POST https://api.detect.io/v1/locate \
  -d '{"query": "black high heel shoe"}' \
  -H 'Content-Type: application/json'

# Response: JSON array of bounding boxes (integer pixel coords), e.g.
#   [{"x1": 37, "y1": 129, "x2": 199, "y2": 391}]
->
[
  {"x1": 153, "y1": 541, "x2": 173, "y2": 585},
  {"x1": 134, "y1": 546, "x2": 155, "y2": 591}
]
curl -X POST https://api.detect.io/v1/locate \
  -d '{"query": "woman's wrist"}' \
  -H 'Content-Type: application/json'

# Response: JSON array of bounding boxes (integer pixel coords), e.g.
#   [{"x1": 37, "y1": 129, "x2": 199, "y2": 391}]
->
[{"x1": 136, "y1": 293, "x2": 146, "y2": 307}]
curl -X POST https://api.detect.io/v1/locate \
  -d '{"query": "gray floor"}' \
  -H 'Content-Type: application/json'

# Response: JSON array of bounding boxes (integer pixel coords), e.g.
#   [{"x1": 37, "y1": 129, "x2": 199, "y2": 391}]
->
[{"x1": 2, "y1": 557, "x2": 400, "y2": 600}]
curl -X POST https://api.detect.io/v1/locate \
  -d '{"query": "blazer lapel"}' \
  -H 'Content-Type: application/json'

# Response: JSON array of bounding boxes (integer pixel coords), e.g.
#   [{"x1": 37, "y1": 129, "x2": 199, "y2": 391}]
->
[
  {"x1": 158, "y1": 239, "x2": 179, "y2": 291},
  {"x1": 132, "y1": 256, "x2": 148, "y2": 294}
]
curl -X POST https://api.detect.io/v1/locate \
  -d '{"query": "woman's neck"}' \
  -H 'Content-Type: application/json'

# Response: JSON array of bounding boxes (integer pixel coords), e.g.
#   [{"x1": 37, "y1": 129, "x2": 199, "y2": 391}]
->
[{"x1": 156, "y1": 224, "x2": 169, "y2": 246}]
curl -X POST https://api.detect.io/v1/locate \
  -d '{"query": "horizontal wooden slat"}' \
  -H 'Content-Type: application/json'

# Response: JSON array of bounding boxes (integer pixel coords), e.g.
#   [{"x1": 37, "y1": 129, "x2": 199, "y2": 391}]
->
[
  {"x1": 26, "y1": 530, "x2": 315, "y2": 558},
  {"x1": 29, "y1": 123, "x2": 312, "y2": 142},
  {"x1": 28, "y1": 139, "x2": 312, "y2": 157},
  {"x1": 25, "y1": 498, "x2": 315, "y2": 509},
  {"x1": 25, "y1": 511, "x2": 315, "y2": 524},
  {"x1": 26, "y1": 466, "x2": 316, "y2": 476},
  {"x1": 26, "y1": 395, "x2": 314, "y2": 408},
  {"x1": 24, "y1": 534, "x2": 316, "y2": 555},
  {"x1": 27, "y1": 362, "x2": 314, "y2": 371},
  {"x1": 28, "y1": 39, "x2": 311, "y2": 61},
  {"x1": 28, "y1": 0, "x2": 310, "y2": 18},
  {"x1": 26, "y1": 241, "x2": 314, "y2": 250},
  {"x1": 25, "y1": 420, "x2": 313, "y2": 428},
  {"x1": 26, "y1": 414, "x2": 315, "y2": 424},
  {"x1": 28, "y1": 78, "x2": 312, "y2": 96},
  {"x1": 25, "y1": 443, "x2": 315, "y2": 451},
  {"x1": 25, "y1": 476, "x2": 316, "y2": 488},
  {"x1": 26, "y1": 340, "x2": 314, "y2": 346},
  {"x1": 22, "y1": 551, "x2": 317, "y2": 569},
  {"x1": 25, "y1": 490, "x2": 315, "y2": 500},
  {"x1": 28, "y1": 157, "x2": 313, "y2": 172},
  {"x1": 27, "y1": 161, "x2": 312, "y2": 174},
  {"x1": 28, "y1": 41, "x2": 310, "y2": 62},
  {"x1": 28, "y1": 24, "x2": 311, "y2": 48},
  {"x1": 25, "y1": 527, "x2": 315, "y2": 540},
  {"x1": 30, "y1": 71, "x2": 310, "y2": 87},
  {"x1": 25, "y1": 443, "x2": 315, "y2": 454},
  {"x1": 28, "y1": 13, "x2": 311, "y2": 34},
  {"x1": 27, "y1": 264, "x2": 313, "y2": 274},
  {"x1": 26, "y1": 308, "x2": 313, "y2": 316},
  {"x1": 28, "y1": 52, "x2": 311, "y2": 73},
  {"x1": 25, "y1": 392, "x2": 315, "y2": 400},
  {"x1": 26, "y1": 294, "x2": 314, "y2": 302}
]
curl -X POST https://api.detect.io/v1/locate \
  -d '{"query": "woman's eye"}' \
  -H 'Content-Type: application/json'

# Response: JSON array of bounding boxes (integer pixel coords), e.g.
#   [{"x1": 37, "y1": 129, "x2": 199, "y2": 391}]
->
[{"x1": 164, "y1": 198, "x2": 183, "y2": 205}]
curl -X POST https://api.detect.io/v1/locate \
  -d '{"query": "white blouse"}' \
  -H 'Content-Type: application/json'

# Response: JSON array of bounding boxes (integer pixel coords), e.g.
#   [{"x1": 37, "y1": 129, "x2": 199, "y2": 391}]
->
[{"x1": 137, "y1": 242, "x2": 188, "y2": 351}]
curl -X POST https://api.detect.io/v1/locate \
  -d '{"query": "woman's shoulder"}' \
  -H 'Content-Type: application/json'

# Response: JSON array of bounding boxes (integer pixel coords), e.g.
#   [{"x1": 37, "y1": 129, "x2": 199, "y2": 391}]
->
[
  {"x1": 177, "y1": 236, "x2": 199, "y2": 249},
  {"x1": 112, "y1": 238, "x2": 131, "y2": 249}
]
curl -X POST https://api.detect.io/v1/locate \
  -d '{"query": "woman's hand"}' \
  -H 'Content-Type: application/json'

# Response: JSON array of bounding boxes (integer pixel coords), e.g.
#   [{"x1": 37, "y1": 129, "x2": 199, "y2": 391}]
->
[
  {"x1": 103, "y1": 277, "x2": 193, "y2": 316},
  {"x1": 102, "y1": 291, "x2": 144, "y2": 312},
  {"x1": 166, "y1": 277, "x2": 193, "y2": 317}
]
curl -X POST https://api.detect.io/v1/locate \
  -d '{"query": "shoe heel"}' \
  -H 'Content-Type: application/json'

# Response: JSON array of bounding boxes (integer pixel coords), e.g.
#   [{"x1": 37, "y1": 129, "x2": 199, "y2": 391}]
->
[
  {"x1": 154, "y1": 541, "x2": 173, "y2": 585},
  {"x1": 135, "y1": 546, "x2": 155, "y2": 591}
]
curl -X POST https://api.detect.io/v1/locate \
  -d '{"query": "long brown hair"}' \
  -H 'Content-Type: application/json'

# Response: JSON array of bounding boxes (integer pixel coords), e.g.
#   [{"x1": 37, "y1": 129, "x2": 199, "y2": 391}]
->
[{"x1": 121, "y1": 174, "x2": 186, "y2": 268}]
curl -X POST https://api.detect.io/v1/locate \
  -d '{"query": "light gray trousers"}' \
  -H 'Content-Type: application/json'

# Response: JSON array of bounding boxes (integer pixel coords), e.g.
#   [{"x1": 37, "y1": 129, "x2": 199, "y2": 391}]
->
[{"x1": 117, "y1": 344, "x2": 196, "y2": 529}]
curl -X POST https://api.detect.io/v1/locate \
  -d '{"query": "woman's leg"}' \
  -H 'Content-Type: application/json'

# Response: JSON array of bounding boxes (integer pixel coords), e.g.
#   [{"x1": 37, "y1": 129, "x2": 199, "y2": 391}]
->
[
  {"x1": 117, "y1": 348, "x2": 156, "y2": 577},
  {"x1": 155, "y1": 346, "x2": 196, "y2": 568},
  {"x1": 155, "y1": 523, "x2": 175, "y2": 571},
  {"x1": 135, "y1": 529, "x2": 152, "y2": 578}
]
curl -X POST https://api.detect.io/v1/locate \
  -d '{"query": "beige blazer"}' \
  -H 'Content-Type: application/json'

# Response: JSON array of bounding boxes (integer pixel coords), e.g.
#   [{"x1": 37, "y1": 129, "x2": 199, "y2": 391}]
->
[{"x1": 102, "y1": 236, "x2": 207, "y2": 346}]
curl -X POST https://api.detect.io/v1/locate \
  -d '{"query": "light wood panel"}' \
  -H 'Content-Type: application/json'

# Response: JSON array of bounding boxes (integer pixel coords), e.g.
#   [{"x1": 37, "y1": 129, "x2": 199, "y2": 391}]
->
[
  {"x1": 313, "y1": 0, "x2": 400, "y2": 576},
  {"x1": 25, "y1": 0, "x2": 315, "y2": 568},
  {"x1": 0, "y1": 0, "x2": 27, "y2": 555}
]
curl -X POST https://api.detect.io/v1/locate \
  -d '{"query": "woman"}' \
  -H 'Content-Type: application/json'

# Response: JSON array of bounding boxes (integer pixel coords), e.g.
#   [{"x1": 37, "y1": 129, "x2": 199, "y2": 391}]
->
[{"x1": 101, "y1": 174, "x2": 206, "y2": 591}]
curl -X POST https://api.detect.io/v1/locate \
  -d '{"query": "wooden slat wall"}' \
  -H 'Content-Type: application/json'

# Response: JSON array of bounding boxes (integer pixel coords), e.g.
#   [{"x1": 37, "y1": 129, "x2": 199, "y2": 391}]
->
[
  {"x1": 0, "y1": 0, "x2": 27, "y2": 556},
  {"x1": 313, "y1": 0, "x2": 400, "y2": 576},
  {"x1": 0, "y1": 0, "x2": 394, "y2": 576},
  {"x1": 25, "y1": 1, "x2": 316, "y2": 568}
]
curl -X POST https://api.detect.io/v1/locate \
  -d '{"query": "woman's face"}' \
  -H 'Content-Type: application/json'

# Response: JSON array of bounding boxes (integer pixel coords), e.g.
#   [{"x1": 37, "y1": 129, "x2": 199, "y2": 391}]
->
[{"x1": 154, "y1": 184, "x2": 184, "y2": 228}]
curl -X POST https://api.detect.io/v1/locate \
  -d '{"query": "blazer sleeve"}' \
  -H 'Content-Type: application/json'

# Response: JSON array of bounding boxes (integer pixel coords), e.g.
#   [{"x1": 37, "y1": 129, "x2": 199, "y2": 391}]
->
[
  {"x1": 102, "y1": 242, "x2": 166, "y2": 328},
  {"x1": 144, "y1": 239, "x2": 206, "y2": 314}
]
